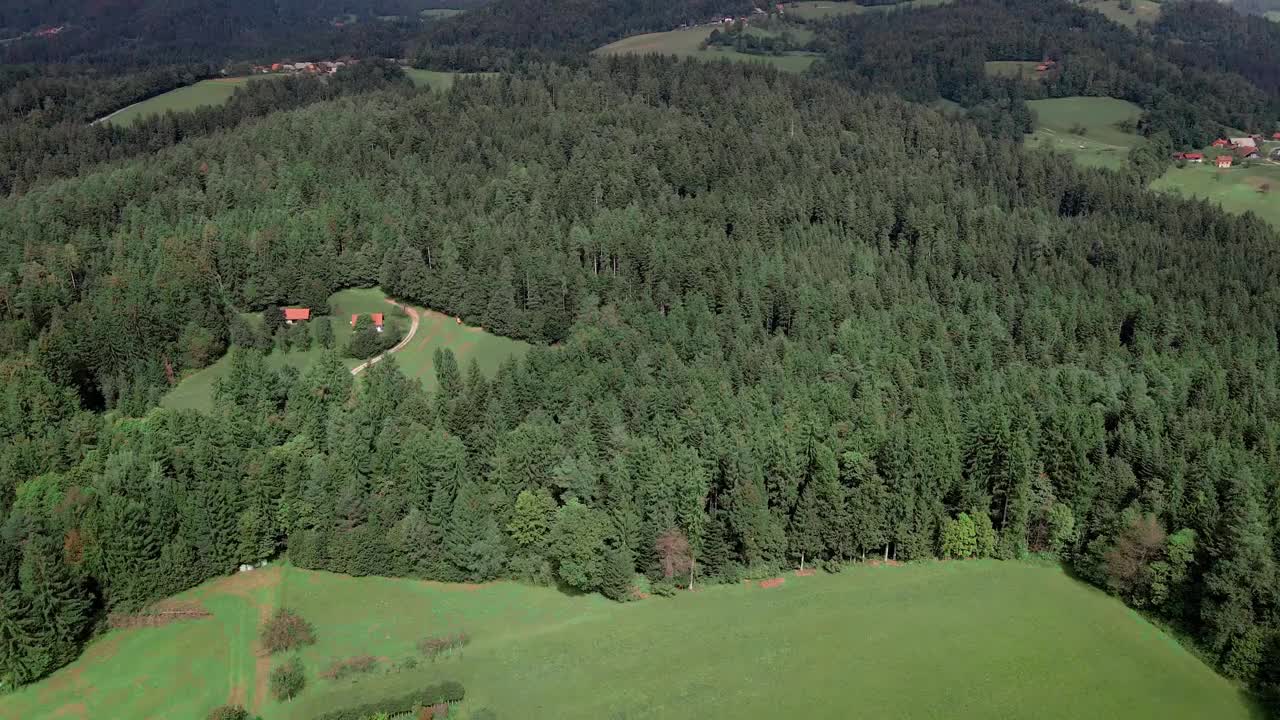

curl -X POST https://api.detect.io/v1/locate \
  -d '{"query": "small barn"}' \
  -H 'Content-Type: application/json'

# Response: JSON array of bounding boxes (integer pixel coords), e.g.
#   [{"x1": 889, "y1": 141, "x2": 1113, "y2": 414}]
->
[
  {"x1": 371, "y1": 313, "x2": 385, "y2": 332},
  {"x1": 1216, "y1": 155, "x2": 1233, "y2": 169},
  {"x1": 283, "y1": 307, "x2": 311, "y2": 324},
  {"x1": 1184, "y1": 153, "x2": 1204, "y2": 163}
]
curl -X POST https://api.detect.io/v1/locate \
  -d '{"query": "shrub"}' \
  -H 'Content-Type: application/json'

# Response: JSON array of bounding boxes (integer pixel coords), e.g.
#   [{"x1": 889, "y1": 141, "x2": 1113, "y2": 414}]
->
[
  {"x1": 650, "y1": 580, "x2": 676, "y2": 597},
  {"x1": 819, "y1": 559, "x2": 843, "y2": 574},
  {"x1": 319, "y1": 654, "x2": 379, "y2": 681},
  {"x1": 308, "y1": 681, "x2": 466, "y2": 720},
  {"x1": 417, "y1": 632, "x2": 469, "y2": 661},
  {"x1": 270, "y1": 657, "x2": 306, "y2": 701},
  {"x1": 260, "y1": 608, "x2": 316, "y2": 654},
  {"x1": 207, "y1": 705, "x2": 249, "y2": 720}
]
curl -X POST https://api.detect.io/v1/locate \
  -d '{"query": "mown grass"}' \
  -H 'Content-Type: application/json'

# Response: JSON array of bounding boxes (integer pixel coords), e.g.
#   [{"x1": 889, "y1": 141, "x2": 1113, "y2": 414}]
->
[
  {"x1": 1080, "y1": 0, "x2": 1162, "y2": 28},
  {"x1": 1025, "y1": 96, "x2": 1144, "y2": 169},
  {"x1": 12, "y1": 561, "x2": 1257, "y2": 720},
  {"x1": 1153, "y1": 151, "x2": 1280, "y2": 229},
  {"x1": 595, "y1": 27, "x2": 820, "y2": 73},
  {"x1": 99, "y1": 76, "x2": 283, "y2": 126},
  {"x1": 984, "y1": 60, "x2": 1045, "y2": 80}
]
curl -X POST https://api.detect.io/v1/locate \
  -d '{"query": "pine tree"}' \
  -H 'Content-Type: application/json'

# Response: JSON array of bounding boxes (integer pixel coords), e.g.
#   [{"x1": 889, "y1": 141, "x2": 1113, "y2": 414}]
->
[
  {"x1": 18, "y1": 532, "x2": 90, "y2": 670},
  {"x1": 600, "y1": 541, "x2": 635, "y2": 601},
  {"x1": 0, "y1": 586, "x2": 41, "y2": 688}
]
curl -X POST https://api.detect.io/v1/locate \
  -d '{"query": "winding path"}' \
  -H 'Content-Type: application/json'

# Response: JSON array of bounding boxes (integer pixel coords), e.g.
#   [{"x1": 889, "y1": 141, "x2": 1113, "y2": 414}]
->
[{"x1": 350, "y1": 299, "x2": 420, "y2": 376}]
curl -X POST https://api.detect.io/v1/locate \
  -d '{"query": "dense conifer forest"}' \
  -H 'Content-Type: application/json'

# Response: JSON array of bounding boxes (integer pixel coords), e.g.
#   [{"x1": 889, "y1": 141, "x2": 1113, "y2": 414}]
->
[
  {"x1": 4, "y1": 0, "x2": 1280, "y2": 711},
  {"x1": 4, "y1": 56, "x2": 1280, "y2": 703}
]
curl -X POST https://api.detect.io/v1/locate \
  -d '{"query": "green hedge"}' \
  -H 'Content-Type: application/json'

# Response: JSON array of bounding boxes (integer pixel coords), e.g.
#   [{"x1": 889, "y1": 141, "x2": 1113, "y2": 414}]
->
[{"x1": 310, "y1": 681, "x2": 464, "y2": 720}]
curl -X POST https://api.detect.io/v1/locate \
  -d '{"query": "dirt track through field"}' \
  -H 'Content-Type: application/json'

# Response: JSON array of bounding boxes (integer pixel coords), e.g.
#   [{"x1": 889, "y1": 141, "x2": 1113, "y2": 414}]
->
[{"x1": 351, "y1": 299, "x2": 420, "y2": 376}]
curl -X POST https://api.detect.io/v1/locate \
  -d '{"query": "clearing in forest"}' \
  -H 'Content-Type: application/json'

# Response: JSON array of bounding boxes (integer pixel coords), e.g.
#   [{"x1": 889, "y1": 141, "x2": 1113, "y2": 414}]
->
[
  {"x1": 1153, "y1": 152, "x2": 1280, "y2": 230},
  {"x1": 160, "y1": 287, "x2": 528, "y2": 412},
  {"x1": 1025, "y1": 96, "x2": 1144, "y2": 170},
  {"x1": 983, "y1": 60, "x2": 1048, "y2": 81},
  {"x1": 97, "y1": 76, "x2": 285, "y2": 127},
  {"x1": 1078, "y1": 0, "x2": 1162, "y2": 27},
  {"x1": 786, "y1": 0, "x2": 951, "y2": 20},
  {"x1": 595, "y1": 27, "x2": 820, "y2": 73},
  {"x1": 8, "y1": 562, "x2": 1258, "y2": 720}
]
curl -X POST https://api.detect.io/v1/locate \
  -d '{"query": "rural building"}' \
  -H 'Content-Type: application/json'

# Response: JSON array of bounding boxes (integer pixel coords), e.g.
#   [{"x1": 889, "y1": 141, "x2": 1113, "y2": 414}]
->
[
  {"x1": 1273, "y1": 132, "x2": 1280, "y2": 141},
  {"x1": 1230, "y1": 137, "x2": 1257, "y2": 149},
  {"x1": 1184, "y1": 153, "x2": 1204, "y2": 163},
  {"x1": 283, "y1": 307, "x2": 311, "y2": 324},
  {"x1": 1216, "y1": 155, "x2": 1233, "y2": 168},
  {"x1": 1212, "y1": 138, "x2": 1230, "y2": 148},
  {"x1": 372, "y1": 313, "x2": 384, "y2": 331}
]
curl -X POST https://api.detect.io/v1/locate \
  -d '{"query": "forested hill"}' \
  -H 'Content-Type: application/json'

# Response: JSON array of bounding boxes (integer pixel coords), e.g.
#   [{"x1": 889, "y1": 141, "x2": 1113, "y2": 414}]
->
[
  {"x1": 4, "y1": 58, "x2": 1280, "y2": 702},
  {"x1": 422, "y1": 0, "x2": 752, "y2": 54},
  {"x1": 0, "y1": 0, "x2": 479, "y2": 65}
]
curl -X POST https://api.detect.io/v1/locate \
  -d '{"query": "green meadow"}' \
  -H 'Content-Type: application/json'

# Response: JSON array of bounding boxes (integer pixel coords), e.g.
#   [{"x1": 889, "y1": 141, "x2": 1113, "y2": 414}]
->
[
  {"x1": 5, "y1": 561, "x2": 1257, "y2": 720},
  {"x1": 161, "y1": 288, "x2": 528, "y2": 412},
  {"x1": 1026, "y1": 96, "x2": 1144, "y2": 169},
  {"x1": 98, "y1": 76, "x2": 283, "y2": 126},
  {"x1": 595, "y1": 27, "x2": 819, "y2": 73},
  {"x1": 1080, "y1": 0, "x2": 1162, "y2": 27},
  {"x1": 984, "y1": 60, "x2": 1045, "y2": 80},
  {"x1": 1153, "y1": 152, "x2": 1280, "y2": 229}
]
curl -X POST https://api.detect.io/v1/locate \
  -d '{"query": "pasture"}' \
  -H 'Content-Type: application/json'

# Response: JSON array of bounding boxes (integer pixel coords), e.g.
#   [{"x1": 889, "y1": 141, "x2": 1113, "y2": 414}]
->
[
  {"x1": 1267, "y1": 11, "x2": 1279, "y2": 22},
  {"x1": 161, "y1": 288, "x2": 528, "y2": 412},
  {"x1": 6, "y1": 561, "x2": 1256, "y2": 720},
  {"x1": 98, "y1": 76, "x2": 281, "y2": 126},
  {"x1": 1153, "y1": 152, "x2": 1280, "y2": 229},
  {"x1": 984, "y1": 60, "x2": 1045, "y2": 80},
  {"x1": 595, "y1": 27, "x2": 819, "y2": 73},
  {"x1": 1080, "y1": 0, "x2": 1162, "y2": 27},
  {"x1": 1026, "y1": 96, "x2": 1144, "y2": 169}
]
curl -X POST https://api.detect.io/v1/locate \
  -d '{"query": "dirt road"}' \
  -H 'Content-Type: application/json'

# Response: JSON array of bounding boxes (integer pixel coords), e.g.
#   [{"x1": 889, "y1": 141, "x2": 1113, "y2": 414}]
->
[{"x1": 350, "y1": 299, "x2": 420, "y2": 376}]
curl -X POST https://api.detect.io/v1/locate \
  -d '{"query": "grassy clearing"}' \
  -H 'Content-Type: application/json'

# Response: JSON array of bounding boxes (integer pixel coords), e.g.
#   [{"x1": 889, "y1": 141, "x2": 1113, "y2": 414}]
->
[
  {"x1": 99, "y1": 76, "x2": 283, "y2": 126},
  {"x1": 406, "y1": 68, "x2": 497, "y2": 91},
  {"x1": 1268, "y1": 11, "x2": 1279, "y2": 22},
  {"x1": 160, "y1": 288, "x2": 527, "y2": 411},
  {"x1": 1152, "y1": 150, "x2": 1280, "y2": 229},
  {"x1": 12, "y1": 561, "x2": 1256, "y2": 720},
  {"x1": 786, "y1": 0, "x2": 950, "y2": 20},
  {"x1": 1026, "y1": 96, "x2": 1144, "y2": 169},
  {"x1": 984, "y1": 60, "x2": 1045, "y2": 80},
  {"x1": 1079, "y1": 0, "x2": 1162, "y2": 27},
  {"x1": 3, "y1": 568, "x2": 278, "y2": 720},
  {"x1": 595, "y1": 27, "x2": 819, "y2": 73},
  {"x1": 420, "y1": 8, "x2": 464, "y2": 18}
]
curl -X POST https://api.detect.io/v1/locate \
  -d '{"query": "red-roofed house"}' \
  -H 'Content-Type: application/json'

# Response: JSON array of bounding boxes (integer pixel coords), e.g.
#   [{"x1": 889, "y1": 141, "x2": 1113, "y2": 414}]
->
[
  {"x1": 1216, "y1": 155, "x2": 1233, "y2": 169},
  {"x1": 283, "y1": 307, "x2": 311, "y2": 324},
  {"x1": 350, "y1": 314, "x2": 359, "y2": 326},
  {"x1": 1184, "y1": 153, "x2": 1204, "y2": 162},
  {"x1": 1212, "y1": 138, "x2": 1230, "y2": 148},
  {"x1": 371, "y1": 313, "x2": 384, "y2": 332},
  {"x1": 1237, "y1": 145, "x2": 1261, "y2": 160},
  {"x1": 1274, "y1": 132, "x2": 1280, "y2": 140}
]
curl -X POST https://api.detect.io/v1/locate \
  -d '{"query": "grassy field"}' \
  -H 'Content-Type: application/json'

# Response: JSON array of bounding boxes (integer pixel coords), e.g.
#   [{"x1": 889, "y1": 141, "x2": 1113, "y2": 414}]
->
[
  {"x1": 406, "y1": 68, "x2": 497, "y2": 91},
  {"x1": 1153, "y1": 150, "x2": 1280, "y2": 229},
  {"x1": 1267, "y1": 10, "x2": 1280, "y2": 22},
  {"x1": 595, "y1": 27, "x2": 819, "y2": 73},
  {"x1": 99, "y1": 76, "x2": 282, "y2": 126},
  {"x1": 984, "y1": 60, "x2": 1045, "y2": 80},
  {"x1": 7, "y1": 561, "x2": 1257, "y2": 720},
  {"x1": 1080, "y1": 0, "x2": 1162, "y2": 27},
  {"x1": 421, "y1": 8, "x2": 464, "y2": 17},
  {"x1": 1026, "y1": 96, "x2": 1144, "y2": 169},
  {"x1": 161, "y1": 288, "x2": 528, "y2": 411},
  {"x1": 787, "y1": 0, "x2": 950, "y2": 20}
]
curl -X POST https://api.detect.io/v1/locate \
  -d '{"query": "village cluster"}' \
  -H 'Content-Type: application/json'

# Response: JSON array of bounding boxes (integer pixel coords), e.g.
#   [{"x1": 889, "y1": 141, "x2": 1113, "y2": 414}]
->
[
  {"x1": 1174, "y1": 133, "x2": 1280, "y2": 168},
  {"x1": 248, "y1": 59, "x2": 353, "y2": 75},
  {"x1": 677, "y1": 3, "x2": 789, "y2": 30}
]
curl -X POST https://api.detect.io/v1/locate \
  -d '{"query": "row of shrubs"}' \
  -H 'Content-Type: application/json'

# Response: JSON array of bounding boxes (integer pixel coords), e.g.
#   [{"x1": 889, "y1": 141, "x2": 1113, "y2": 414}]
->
[{"x1": 310, "y1": 681, "x2": 465, "y2": 720}]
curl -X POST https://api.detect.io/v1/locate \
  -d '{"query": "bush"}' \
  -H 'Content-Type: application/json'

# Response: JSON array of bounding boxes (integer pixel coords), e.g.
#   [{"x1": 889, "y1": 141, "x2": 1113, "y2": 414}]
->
[
  {"x1": 819, "y1": 559, "x2": 843, "y2": 574},
  {"x1": 207, "y1": 705, "x2": 249, "y2": 720},
  {"x1": 650, "y1": 580, "x2": 676, "y2": 597},
  {"x1": 308, "y1": 681, "x2": 466, "y2": 720},
  {"x1": 260, "y1": 608, "x2": 316, "y2": 654},
  {"x1": 417, "y1": 632, "x2": 469, "y2": 661},
  {"x1": 270, "y1": 656, "x2": 306, "y2": 701},
  {"x1": 319, "y1": 654, "x2": 379, "y2": 681}
]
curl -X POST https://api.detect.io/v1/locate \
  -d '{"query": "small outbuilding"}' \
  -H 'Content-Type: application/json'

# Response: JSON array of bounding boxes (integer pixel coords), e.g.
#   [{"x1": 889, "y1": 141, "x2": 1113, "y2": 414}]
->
[
  {"x1": 1216, "y1": 155, "x2": 1233, "y2": 169},
  {"x1": 283, "y1": 307, "x2": 311, "y2": 324}
]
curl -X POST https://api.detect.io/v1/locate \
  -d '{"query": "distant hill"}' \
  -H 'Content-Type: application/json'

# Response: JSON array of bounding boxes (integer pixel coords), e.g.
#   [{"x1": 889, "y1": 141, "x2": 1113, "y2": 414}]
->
[{"x1": 424, "y1": 0, "x2": 752, "y2": 53}]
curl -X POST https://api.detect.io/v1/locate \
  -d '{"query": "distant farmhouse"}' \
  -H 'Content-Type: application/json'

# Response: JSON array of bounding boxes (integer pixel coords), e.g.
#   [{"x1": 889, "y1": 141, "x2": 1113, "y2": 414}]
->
[
  {"x1": 351, "y1": 313, "x2": 385, "y2": 332},
  {"x1": 283, "y1": 307, "x2": 311, "y2": 324}
]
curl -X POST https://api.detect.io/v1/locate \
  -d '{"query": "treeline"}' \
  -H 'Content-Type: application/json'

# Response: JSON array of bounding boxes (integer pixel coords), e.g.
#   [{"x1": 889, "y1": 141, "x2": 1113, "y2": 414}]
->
[
  {"x1": 4, "y1": 59, "x2": 1280, "y2": 702},
  {"x1": 1154, "y1": 1, "x2": 1280, "y2": 99},
  {"x1": 0, "y1": 0, "x2": 474, "y2": 67},
  {"x1": 0, "y1": 59, "x2": 414, "y2": 197},
  {"x1": 420, "y1": 0, "x2": 752, "y2": 56},
  {"x1": 0, "y1": 63, "x2": 218, "y2": 126},
  {"x1": 817, "y1": 0, "x2": 1280, "y2": 147}
]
